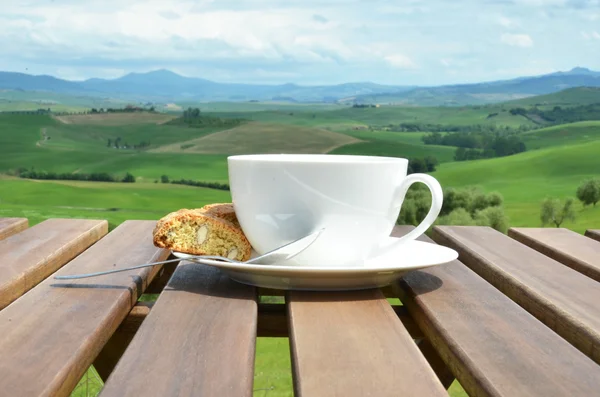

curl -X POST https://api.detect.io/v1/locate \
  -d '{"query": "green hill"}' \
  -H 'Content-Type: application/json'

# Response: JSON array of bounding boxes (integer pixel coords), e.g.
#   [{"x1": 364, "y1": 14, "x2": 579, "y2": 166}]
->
[
  {"x1": 521, "y1": 121, "x2": 600, "y2": 150},
  {"x1": 328, "y1": 129, "x2": 456, "y2": 162},
  {"x1": 0, "y1": 114, "x2": 232, "y2": 181},
  {"x1": 0, "y1": 177, "x2": 230, "y2": 228},
  {"x1": 505, "y1": 87, "x2": 600, "y2": 107},
  {"x1": 434, "y1": 140, "x2": 600, "y2": 233},
  {"x1": 150, "y1": 122, "x2": 359, "y2": 154}
]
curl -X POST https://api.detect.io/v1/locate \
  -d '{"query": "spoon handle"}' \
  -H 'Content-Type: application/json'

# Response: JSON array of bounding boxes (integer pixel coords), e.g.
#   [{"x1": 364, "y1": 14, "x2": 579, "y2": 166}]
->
[{"x1": 53, "y1": 255, "x2": 233, "y2": 280}]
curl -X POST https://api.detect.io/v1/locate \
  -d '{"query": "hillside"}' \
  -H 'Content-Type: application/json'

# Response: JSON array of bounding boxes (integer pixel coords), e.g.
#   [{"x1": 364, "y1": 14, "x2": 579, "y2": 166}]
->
[
  {"x1": 150, "y1": 122, "x2": 359, "y2": 154},
  {"x1": 504, "y1": 87, "x2": 600, "y2": 107},
  {"x1": 54, "y1": 112, "x2": 176, "y2": 126},
  {"x1": 434, "y1": 140, "x2": 600, "y2": 233},
  {"x1": 0, "y1": 177, "x2": 230, "y2": 228},
  {"x1": 521, "y1": 121, "x2": 600, "y2": 150}
]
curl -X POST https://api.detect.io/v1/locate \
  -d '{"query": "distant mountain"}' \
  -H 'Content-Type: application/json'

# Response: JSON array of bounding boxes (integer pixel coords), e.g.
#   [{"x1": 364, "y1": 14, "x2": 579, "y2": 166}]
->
[
  {"x1": 0, "y1": 72, "x2": 83, "y2": 93},
  {"x1": 1, "y1": 67, "x2": 600, "y2": 105},
  {"x1": 350, "y1": 67, "x2": 600, "y2": 106},
  {"x1": 0, "y1": 69, "x2": 413, "y2": 103}
]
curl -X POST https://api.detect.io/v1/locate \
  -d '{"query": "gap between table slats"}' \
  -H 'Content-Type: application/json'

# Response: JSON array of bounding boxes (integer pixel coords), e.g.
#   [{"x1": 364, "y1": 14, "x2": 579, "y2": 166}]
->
[
  {"x1": 0, "y1": 218, "x2": 108, "y2": 310},
  {"x1": 433, "y1": 225, "x2": 600, "y2": 365},
  {"x1": 392, "y1": 225, "x2": 600, "y2": 397},
  {"x1": 99, "y1": 261, "x2": 257, "y2": 397},
  {"x1": 287, "y1": 288, "x2": 447, "y2": 397},
  {"x1": 0, "y1": 220, "x2": 169, "y2": 397}
]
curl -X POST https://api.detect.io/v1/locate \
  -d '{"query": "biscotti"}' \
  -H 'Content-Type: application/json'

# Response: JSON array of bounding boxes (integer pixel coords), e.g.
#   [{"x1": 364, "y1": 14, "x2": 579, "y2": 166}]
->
[
  {"x1": 152, "y1": 208, "x2": 252, "y2": 261},
  {"x1": 200, "y1": 203, "x2": 241, "y2": 229}
]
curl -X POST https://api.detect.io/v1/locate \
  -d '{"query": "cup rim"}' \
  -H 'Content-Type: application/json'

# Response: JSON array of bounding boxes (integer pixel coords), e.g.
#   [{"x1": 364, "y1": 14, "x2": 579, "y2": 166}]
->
[{"x1": 227, "y1": 153, "x2": 408, "y2": 164}]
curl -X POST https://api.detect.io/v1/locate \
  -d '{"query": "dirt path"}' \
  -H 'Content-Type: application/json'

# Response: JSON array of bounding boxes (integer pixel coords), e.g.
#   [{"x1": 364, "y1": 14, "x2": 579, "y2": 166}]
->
[
  {"x1": 52, "y1": 115, "x2": 71, "y2": 124},
  {"x1": 36, "y1": 128, "x2": 47, "y2": 147}
]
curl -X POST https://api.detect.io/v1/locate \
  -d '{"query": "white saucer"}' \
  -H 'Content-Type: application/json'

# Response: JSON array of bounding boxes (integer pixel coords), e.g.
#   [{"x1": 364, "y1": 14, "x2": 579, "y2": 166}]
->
[{"x1": 171, "y1": 236, "x2": 458, "y2": 291}]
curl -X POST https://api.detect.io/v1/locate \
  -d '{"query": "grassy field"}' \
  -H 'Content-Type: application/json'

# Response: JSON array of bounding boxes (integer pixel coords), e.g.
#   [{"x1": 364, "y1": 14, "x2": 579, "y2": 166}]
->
[
  {"x1": 521, "y1": 121, "x2": 600, "y2": 150},
  {"x1": 152, "y1": 121, "x2": 359, "y2": 154},
  {"x1": 434, "y1": 139, "x2": 600, "y2": 233},
  {"x1": 0, "y1": 177, "x2": 231, "y2": 227},
  {"x1": 54, "y1": 112, "x2": 176, "y2": 125},
  {"x1": 331, "y1": 129, "x2": 457, "y2": 162},
  {"x1": 209, "y1": 103, "x2": 536, "y2": 132}
]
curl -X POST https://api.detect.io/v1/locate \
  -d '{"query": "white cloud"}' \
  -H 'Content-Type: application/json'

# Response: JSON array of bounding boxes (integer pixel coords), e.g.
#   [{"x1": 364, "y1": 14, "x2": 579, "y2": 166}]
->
[
  {"x1": 501, "y1": 33, "x2": 534, "y2": 47},
  {"x1": 498, "y1": 16, "x2": 517, "y2": 27},
  {"x1": 0, "y1": 0, "x2": 598, "y2": 85},
  {"x1": 384, "y1": 54, "x2": 417, "y2": 69},
  {"x1": 581, "y1": 30, "x2": 600, "y2": 40}
]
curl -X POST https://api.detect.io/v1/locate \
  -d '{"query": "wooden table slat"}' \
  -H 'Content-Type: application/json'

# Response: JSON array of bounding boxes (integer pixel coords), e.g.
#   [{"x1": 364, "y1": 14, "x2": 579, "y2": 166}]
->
[
  {"x1": 585, "y1": 229, "x2": 600, "y2": 242},
  {"x1": 508, "y1": 227, "x2": 600, "y2": 282},
  {"x1": 433, "y1": 225, "x2": 600, "y2": 364},
  {"x1": 0, "y1": 218, "x2": 108, "y2": 310},
  {"x1": 100, "y1": 262, "x2": 257, "y2": 397},
  {"x1": 0, "y1": 220, "x2": 169, "y2": 397},
  {"x1": 287, "y1": 288, "x2": 447, "y2": 397},
  {"x1": 0, "y1": 217, "x2": 28, "y2": 241},
  {"x1": 393, "y1": 226, "x2": 600, "y2": 397}
]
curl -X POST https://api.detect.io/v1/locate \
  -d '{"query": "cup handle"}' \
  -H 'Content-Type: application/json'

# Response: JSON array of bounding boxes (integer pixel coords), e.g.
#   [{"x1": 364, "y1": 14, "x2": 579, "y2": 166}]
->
[{"x1": 389, "y1": 173, "x2": 443, "y2": 245}]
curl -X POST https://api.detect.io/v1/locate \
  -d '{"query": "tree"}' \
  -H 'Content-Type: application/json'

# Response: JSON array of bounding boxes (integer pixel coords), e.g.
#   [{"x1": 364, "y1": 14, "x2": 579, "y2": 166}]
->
[
  {"x1": 435, "y1": 208, "x2": 475, "y2": 227},
  {"x1": 423, "y1": 156, "x2": 439, "y2": 172},
  {"x1": 474, "y1": 207, "x2": 508, "y2": 233},
  {"x1": 540, "y1": 198, "x2": 576, "y2": 227},
  {"x1": 107, "y1": 138, "x2": 112, "y2": 148},
  {"x1": 454, "y1": 147, "x2": 466, "y2": 161},
  {"x1": 122, "y1": 172, "x2": 136, "y2": 183},
  {"x1": 576, "y1": 179, "x2": 600, "y2": 207},
  {"x1": 161, "y1": 175, "x2": 169, "y2": 183}
]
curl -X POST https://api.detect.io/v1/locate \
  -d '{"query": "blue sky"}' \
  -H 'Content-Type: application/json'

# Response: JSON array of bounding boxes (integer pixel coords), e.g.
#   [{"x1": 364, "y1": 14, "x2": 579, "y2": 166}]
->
[{"x1": 1, "y1": 0, "x2": 599, "y2": 85}]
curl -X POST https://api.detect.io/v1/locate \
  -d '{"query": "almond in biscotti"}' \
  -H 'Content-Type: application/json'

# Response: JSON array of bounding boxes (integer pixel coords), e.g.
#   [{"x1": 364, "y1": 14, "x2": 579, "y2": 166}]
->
[{"x1": 152, "y1": 209, "x2": 251, "y2": 261}]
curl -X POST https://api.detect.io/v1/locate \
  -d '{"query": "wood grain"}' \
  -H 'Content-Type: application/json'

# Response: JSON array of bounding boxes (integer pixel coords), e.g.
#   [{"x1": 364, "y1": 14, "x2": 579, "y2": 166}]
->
[
  {"x1": 585, "y1": 229, "x2": 600, "y2": 242},
  {"x1": 287, "y1": 288, "x2": 446, "y2": 397},
  {"x1": 433, "y1": 225, "x2": 600, "y2": 365},
  {"x1": 0, "y1": 217, "x2": 28, "y2": 241},
  {"x1": 0, "y1": 218, "x2": 108, "y2": 310},
  {"x1": 0, "y1": 220, "x2": 169, "y2": 397},
  {"x1": 393, "y1": 225, "x2": 600, "y2": 397},
  {"x1": 100, "y1": 262, "x2": 258, "y2": 397},
  {"x1": 94, "y1": 301, "x2": 154, "y2": 381},
  {"x1": 257, "y1": 303, "x2": 422, "y2": 339},
  {"x1": 509, "y1": 227, "x2": 600, "y2": 282}
]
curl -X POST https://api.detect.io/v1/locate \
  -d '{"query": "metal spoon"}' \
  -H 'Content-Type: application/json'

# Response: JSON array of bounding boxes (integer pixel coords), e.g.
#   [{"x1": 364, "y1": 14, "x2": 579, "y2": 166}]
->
[{"x1": 54, "y1": 228, "x2": 324, "y2": 280}]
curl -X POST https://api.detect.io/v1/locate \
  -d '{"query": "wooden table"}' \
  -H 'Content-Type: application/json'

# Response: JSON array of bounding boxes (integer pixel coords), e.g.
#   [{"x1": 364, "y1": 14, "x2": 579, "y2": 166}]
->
[{"x1": 1, "y1": 218, "x2": 600, "y2": 397}]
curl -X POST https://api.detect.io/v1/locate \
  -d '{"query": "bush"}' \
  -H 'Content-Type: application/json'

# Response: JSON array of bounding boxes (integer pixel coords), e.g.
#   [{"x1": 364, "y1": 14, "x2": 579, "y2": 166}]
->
[
  {"x1": 122, "y1": 172, "x2": 136, "y2": 183},
  {"x1": 435, "y1": 208, "x2": 475, "y2": 226},
  {"x1": 17, "y1": 168, "x2": 135, "y2": 183},
  {"x1": 474, "y1": 207, "x2": 508, "y2": 233},
  {"x1": 540, "y1": 197, "x2": 576, "y2": 227},
  {"x1": 161, "y1": 175, "x2": 170, "y2": 184},
  {"x1": 399, "y1": 185, "x2": 508, "y2": 233},
  {"x1": 576, "y1": 179, "x2": 600, "y2": 207},
  {"x1": 170, "y1": 179, "x2": 230, "y2": 191}
]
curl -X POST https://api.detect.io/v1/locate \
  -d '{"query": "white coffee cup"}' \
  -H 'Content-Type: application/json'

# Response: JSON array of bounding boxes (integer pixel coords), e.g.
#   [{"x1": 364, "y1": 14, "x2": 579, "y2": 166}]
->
[{"x1": 228, "y1": 154, "x2": 443, "y2": 267}]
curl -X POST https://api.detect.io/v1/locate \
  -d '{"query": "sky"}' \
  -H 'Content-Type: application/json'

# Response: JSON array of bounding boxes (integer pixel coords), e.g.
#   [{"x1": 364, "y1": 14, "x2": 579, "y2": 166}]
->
[{"x1": 1, "y1": 0, "x2": 599, "y2": 86}]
